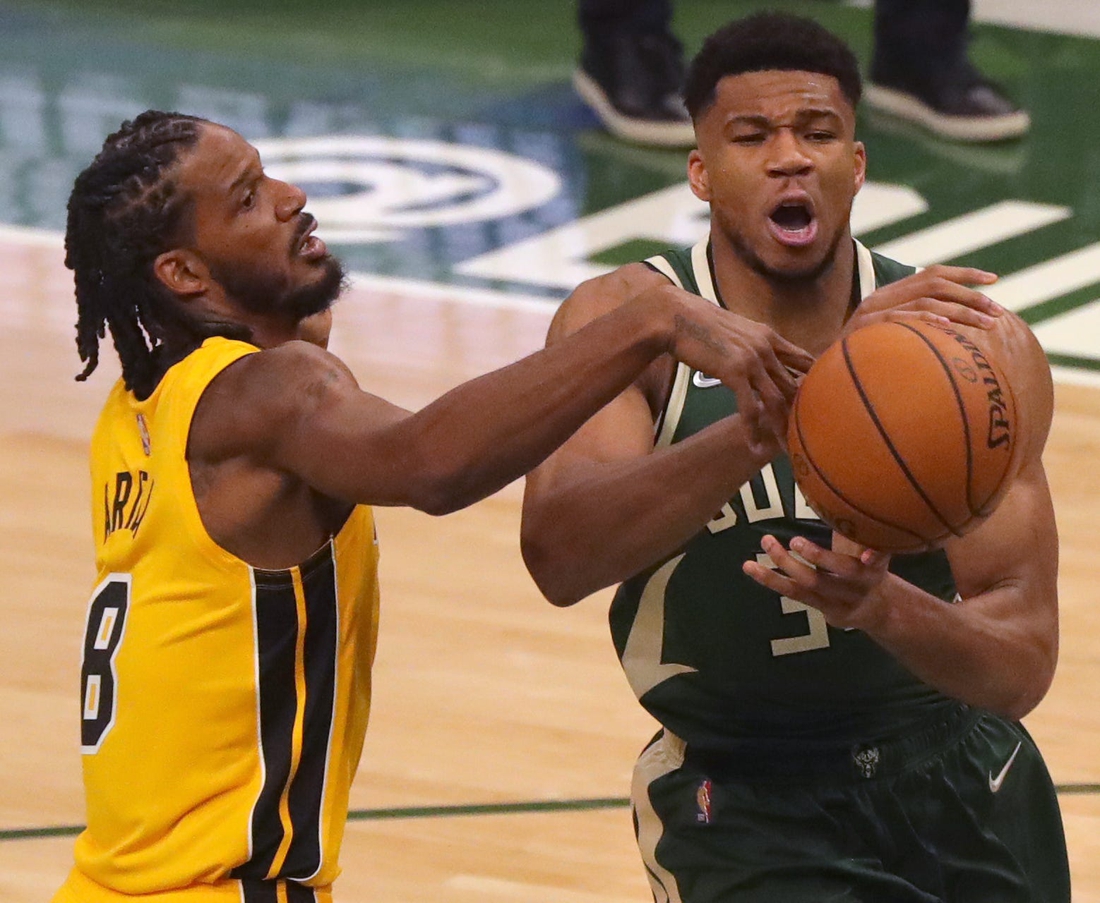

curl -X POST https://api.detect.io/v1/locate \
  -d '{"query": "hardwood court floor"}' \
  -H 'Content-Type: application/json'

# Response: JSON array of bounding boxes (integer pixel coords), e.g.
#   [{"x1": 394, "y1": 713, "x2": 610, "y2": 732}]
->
[{"x1": 0, "y1": 237, "x2": 1097, "y2": 900}]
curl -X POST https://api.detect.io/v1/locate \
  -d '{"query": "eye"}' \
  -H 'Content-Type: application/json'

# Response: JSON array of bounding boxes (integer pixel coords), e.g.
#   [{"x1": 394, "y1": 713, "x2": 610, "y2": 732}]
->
[
  {"x1": 807, "y1": 130, "x2": 836, "y2": 142},
  {"x1": 732, "y1": 132, "x2": 765, "y2": 145},
  {"x1": 241, "y1": 188, "x2": 256, "y2": 209}
]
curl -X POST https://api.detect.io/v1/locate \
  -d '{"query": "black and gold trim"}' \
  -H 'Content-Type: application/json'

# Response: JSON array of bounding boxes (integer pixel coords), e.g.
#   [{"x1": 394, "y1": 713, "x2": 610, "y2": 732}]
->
[
  {"x1": 239, "y1": 878, "x2": 321, "y2": 903},
  {"x1": 233, "y1": 542, "x2": 340, "y2": 882}
]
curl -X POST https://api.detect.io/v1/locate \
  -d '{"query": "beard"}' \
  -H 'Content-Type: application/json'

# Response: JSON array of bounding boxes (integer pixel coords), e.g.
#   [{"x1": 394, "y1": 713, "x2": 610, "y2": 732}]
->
[
  {"x1": 725, "y1": 222, "x2": 847, "y2": 286},
  {"x1": 210, "y1": 252, "x2": 347, "y2": 322}
]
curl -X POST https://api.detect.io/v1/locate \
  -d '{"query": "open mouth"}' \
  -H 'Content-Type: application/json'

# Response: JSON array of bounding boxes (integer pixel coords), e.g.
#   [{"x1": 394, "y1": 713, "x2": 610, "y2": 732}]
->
[
  {"x1": 294, "y1": 215, "x2": 328, "y2": 261},
  {"x1": 768, "y1": 201, "x2": 818, "y2": 247}
]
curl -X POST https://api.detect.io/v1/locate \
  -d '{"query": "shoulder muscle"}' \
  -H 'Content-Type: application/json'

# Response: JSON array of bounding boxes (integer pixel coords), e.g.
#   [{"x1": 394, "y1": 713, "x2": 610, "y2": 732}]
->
[
  {"x1": 549, "y1": 263, "x2": 670, "y2": 344},
  {"x1": 188, "y1": 340, "x2": 361, "y2": 464}
]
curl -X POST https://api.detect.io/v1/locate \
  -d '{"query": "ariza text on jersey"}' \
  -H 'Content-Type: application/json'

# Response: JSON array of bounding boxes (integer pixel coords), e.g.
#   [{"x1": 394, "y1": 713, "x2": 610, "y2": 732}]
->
[{"x1": 103, "y1": 470, "x2": 154, "y2": 540}]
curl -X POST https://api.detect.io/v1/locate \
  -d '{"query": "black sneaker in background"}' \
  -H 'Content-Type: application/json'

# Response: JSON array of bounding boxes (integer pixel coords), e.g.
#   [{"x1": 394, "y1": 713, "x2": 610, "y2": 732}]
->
[
  {"x1": 865, "y1": 58, "x2": 1030, "y2": 143},
  {"x1": 573, "y1": 29, "x2": 695, "y2": 147}
]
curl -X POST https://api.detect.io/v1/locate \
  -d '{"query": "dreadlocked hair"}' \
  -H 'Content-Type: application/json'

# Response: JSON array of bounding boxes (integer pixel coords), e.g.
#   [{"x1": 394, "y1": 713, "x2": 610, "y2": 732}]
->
[{"x1": 67, "y1": 110, "x2": 242, "y2": 399}]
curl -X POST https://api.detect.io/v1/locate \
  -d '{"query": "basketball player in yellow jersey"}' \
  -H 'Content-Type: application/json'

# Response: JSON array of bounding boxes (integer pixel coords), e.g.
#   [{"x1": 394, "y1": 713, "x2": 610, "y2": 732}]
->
[{"x1": 54, "y1": 111, "x2": 816, "y2": 903}]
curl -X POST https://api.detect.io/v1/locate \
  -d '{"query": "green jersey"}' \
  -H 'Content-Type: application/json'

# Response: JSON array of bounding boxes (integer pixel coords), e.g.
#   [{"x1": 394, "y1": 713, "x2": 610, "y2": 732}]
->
[{"x1": 610, "y1": 239, "x2": 959, "y2": 748}]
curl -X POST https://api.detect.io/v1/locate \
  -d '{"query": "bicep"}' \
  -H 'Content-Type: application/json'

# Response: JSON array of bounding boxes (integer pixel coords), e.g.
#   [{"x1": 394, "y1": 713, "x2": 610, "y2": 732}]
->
[
  {"x1": 275, "y1": 380, "x2": 423, "y2": 504},
  {"x1": 217, "y1": 344, "x2": 421, "y2": 505},
  {"x1": 946, "y1": 457, "x2": 1058, "y2": 617},
  {"x1": 525, "y1": 267, "x2": 667, "y2": 497}
]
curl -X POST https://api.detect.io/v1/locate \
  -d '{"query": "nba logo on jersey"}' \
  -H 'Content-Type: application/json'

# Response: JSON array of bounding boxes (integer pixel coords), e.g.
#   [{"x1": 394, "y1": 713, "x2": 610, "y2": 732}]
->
[
  {"x1": 136, "y1": 413, "x2": 151, "y2": 455},
  {"x1": 696, "y1": 779, "x2": 713, "y2": 824}
]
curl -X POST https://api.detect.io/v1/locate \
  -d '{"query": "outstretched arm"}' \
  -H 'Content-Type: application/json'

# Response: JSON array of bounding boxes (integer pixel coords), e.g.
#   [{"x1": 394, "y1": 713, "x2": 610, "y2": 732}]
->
[{"x1": 201, "y1": 270, "x2": 812, "y2": 521}]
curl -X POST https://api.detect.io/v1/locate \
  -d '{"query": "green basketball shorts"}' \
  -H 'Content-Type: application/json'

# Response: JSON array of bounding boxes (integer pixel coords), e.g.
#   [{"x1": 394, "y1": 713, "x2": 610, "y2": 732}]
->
[{"x1": 631, "y1": 705, "x2": 1070, "y2": 902}]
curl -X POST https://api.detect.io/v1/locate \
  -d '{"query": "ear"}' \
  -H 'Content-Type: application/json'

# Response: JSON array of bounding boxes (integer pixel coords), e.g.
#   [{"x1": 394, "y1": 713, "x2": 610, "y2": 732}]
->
[
  {"x1": 853, "y1": 141, "x2": 867, "y2": 194},
  {"x1": 152, "y1": 249, "x2": 208, "y2": 299},
  {"x1": 687, "y1": 149, "x2": 711, "y2": 202}
]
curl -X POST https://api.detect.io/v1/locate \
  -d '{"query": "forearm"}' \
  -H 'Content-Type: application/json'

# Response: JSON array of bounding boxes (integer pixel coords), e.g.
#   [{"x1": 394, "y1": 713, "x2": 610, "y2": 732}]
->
[
  {"x1": 864, "y1": 467, "x2": 1059, "y2": 719},
  {"x1": 522, "y1": 416, "x2": 770, "y2": 605},
  {"x1": 398, "y1": 297, "x2": 673, "y2": 514},
  {"x1": 865, "y1": 574, "x2": 1057, "y2": 719}
]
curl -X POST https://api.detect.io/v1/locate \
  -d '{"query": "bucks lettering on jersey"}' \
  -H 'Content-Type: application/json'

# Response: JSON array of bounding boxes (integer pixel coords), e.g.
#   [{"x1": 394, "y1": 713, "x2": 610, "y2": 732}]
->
[{"x1": 610, "y1": 239, "x2": 959, "y2": 748}]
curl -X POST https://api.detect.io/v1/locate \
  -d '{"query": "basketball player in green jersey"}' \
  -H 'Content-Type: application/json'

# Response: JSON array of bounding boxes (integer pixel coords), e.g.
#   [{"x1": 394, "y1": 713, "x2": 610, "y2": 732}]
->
[
  {"x1": 55, "y1": 112, "x2": 819, "y2": 903},
  {"x1": 521, "y1": 13, "x2": 1069, "y2": 902}
]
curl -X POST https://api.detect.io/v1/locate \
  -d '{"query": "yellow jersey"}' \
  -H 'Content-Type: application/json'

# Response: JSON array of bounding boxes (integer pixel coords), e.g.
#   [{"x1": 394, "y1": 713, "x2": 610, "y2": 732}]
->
[{"x1": 54, "y1": 338, "x2": 380, "y2": 903}]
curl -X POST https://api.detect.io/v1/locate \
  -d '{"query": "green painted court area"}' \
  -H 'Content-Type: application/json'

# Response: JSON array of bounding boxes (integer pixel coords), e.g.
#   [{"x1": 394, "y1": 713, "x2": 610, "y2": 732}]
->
[{"x1": 1, "y1": 0, "x2": 1099, "y2": 376}]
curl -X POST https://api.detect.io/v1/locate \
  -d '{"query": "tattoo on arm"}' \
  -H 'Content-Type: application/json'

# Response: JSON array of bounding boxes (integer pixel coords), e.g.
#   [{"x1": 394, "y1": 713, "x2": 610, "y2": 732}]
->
[
  {"x1": 301, "y1": 364, "x2": 345, "y2": 406},
  {"x1": 673, "y1": 314, "x2": 728, "y2": 356}
]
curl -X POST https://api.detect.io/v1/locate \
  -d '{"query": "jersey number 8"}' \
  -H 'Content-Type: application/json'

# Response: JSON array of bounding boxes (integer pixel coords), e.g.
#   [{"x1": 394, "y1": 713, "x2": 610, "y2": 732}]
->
[{"x1": 80, "y1": 574, "x2": 131, "y2": 754}]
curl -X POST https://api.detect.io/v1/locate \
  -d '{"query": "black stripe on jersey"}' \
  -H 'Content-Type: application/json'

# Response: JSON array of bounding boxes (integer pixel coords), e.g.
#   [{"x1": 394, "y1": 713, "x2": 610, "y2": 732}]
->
[
  {"x1": 286, "y1": 882, "x2": 319, "y2": 903},
  {"x1": 232, "y1": 569, "x2": 299, "y2": 880},
  {"x1": 282, "y1": 543, "x2": 339, "y2": 879},
  {"x1": 239, "y1": 879, "x2": 279, "y2": 903}
]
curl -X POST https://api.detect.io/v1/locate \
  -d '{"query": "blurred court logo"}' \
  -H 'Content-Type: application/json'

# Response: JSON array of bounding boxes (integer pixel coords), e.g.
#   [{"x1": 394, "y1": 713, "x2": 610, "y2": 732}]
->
[{"x1": 254, "y1": 136, "x2": 561, "y2": 244}]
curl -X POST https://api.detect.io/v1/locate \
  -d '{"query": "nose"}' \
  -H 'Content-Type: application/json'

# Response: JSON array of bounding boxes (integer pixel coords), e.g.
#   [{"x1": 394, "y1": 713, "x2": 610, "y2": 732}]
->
[
  {"x1": 274, "y1": 179, "x2": 307, "y2": 221},
  {"x1": 767, "y1": 128, "x2": 813, "y2": 177}
]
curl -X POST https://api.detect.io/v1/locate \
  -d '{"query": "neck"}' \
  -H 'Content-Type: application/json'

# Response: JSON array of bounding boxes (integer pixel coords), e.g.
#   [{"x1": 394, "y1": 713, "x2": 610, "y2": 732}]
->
[
  {"x1": 178, "y1": 289, "x2": 301, "y2": 350},
  {"x1": 709, "y1": 229, "x2": 857, "y2": 357},
  {"x1": 230, "y1": 317, "x2": 298, "y2": 349}
]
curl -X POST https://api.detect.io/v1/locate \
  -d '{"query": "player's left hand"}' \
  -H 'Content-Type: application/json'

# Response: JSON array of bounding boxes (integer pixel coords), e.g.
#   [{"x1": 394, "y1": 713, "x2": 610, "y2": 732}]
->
[
  {"x1": 742, "y1": 533, "x2": 893, "y2": 630},
  {"x1": 845, "y1": 264, "x2": 1003, "y2": 334}
]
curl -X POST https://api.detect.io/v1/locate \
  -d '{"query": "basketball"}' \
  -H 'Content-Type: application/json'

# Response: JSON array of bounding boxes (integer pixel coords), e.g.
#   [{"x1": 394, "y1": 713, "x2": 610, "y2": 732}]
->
[{"x1": 787, "y1": 320, "x2": 1018, "y2": 554}]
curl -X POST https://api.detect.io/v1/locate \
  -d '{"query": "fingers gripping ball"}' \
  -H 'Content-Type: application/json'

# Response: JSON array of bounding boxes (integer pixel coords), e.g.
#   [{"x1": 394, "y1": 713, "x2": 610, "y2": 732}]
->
[{"x1": 788, "y1": 320, "x2": 1018, "y2": 553}]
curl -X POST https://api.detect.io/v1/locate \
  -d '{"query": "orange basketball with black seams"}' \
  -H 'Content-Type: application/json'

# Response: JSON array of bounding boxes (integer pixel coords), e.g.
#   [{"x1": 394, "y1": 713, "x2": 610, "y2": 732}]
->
[{"x1": 787, "y1": 320, "x2": 1018, "y2": 554}]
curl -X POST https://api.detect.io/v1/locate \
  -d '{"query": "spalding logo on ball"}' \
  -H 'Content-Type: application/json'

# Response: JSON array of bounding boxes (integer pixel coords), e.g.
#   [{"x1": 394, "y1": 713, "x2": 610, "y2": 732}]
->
[{"x1": 788, "y1": 320, "x2": 1018, "y2": 554}]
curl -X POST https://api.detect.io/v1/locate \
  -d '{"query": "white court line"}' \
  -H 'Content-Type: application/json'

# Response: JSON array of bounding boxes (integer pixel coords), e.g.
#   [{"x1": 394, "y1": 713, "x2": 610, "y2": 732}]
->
[
  {"x1": 1051, "y1": 366, "x2": 1100, "y2": 389},
  {"x1": 0, "y1": 224, "x2": 67, "y2": 247},
  {"x1": 971, "y1": 0, "x2": 1100, "y2": 38},
  {"x1": 847, "y1": 0, "x2": 1100, "y2": 38},
  {"x1": 983, "y1": 242, "x2": 1100, "y2": 311},
  {"x1": 347, "y1": 271, "x2": 559, "y2": 315},
  {"x1": 872, "y1": 201, "x2": 1070, "y2": 269},
  {"x1": 2, "y1": 223, "x2": 1098, "y2": 384}
]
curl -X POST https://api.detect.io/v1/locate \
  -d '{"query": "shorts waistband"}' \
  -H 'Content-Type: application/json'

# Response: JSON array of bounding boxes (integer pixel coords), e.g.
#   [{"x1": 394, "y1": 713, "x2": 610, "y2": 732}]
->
[{"x1": 678, "y1": 704, "x2": 980, "y2": 782}]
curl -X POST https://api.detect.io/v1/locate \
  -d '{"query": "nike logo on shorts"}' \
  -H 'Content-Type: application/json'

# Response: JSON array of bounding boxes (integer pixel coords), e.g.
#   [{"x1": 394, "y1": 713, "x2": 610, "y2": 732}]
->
[
  {"x1": 693, "y1": 371, "x2": 722, "y2": 388},
  {"x1": 989, "y1": 741, "x2": 1023, "y2": 793}
]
